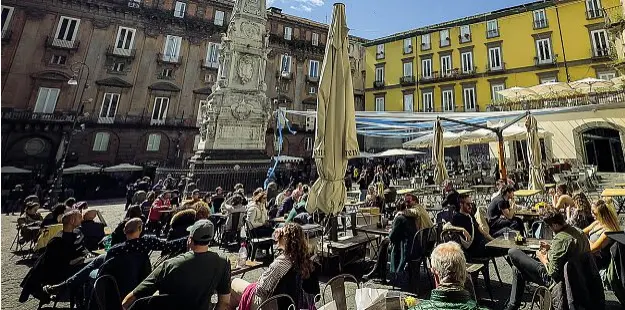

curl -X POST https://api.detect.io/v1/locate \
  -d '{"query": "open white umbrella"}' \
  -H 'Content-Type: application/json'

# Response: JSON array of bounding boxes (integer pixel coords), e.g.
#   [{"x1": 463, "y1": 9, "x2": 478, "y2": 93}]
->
[
  {"x1": 374, "y1": 149, "x2": 424, "y2": 157},
  {"x1": 273, "y1": 155, "x2": 304, "y2": 163},
  {"x1": 432, "y1": 120, "x2": 448, "y2": 185},
  {"x1": 530, "y1": 81, "x2": 574, "y2": 97},
  {"x1": 497, "y1": 87, "x2": 539, "y2": 102},
  {"x1": 611, "y1": 76, "x2": 625, "y2": 88},
  {"x1": 525, "y1": 115, "x2": 544, "y2": 190},
  {"x1": 62, "y1": 164, "x2": 101, "y2": 174},
  {"x1": 306, "y1": 3, "x2": 359, "y2": 216},
  {"x1": 1, "y1": 166, "x2": 31, "y2": 174},
  {"x1": 356, "y1": 151, "x2": 376, "y2": 158},
  {"x1": 569, "y1": 77, "x2": 614, "y2": 93},
  {"x1": 103, "y1": 163, "x2": 143, "y2": 173}
]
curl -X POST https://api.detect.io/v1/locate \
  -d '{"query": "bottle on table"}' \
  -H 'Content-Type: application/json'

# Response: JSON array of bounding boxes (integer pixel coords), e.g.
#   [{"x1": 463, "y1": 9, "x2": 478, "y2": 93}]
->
[{"x1": 238, "y1": 242, "x2": 248, "y2": 267}]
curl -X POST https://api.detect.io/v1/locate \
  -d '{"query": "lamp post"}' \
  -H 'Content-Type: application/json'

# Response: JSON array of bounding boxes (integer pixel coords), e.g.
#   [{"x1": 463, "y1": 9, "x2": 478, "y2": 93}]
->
[{"x1": 50, "y1": 62, "x2": 90, "y2": 203}]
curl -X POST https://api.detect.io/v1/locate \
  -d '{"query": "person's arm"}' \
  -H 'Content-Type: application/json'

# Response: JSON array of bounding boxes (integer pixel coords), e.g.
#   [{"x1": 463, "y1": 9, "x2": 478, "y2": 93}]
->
[
  {"x1": 122, "y1": 263, "x2": 165, "y2": 309},
  {"x1": 256, "y1": 255, "x2": 293, "y2": 299},
  {"x1": 499, "y1": 200, "x2": 513, "y2": 219},
  {"x1": 554, "y1": 196, "x2": 566, "y2": 210},
  {"x1": 583, "y1": 221, "x2": 598, "y2": 235},
  {"x1": 590, "y1": 232, "x2": 609, "y2": 253},
  {"x1": 546, "y1": 237, "x2": 571, "y2": 279},
  {"x1": 247, "y1": 207, "x2": 261, "y2": 228}
]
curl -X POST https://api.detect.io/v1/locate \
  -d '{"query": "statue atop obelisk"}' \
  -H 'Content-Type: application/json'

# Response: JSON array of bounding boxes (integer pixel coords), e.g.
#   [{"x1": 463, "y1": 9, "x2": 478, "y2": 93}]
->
[{"x1": 193, "y1": 0, "x2": 271, "y2": 165}]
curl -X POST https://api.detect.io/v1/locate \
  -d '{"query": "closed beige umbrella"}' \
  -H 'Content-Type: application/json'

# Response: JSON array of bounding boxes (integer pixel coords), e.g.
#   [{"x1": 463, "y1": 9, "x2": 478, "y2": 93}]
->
[
  {"x1": 432, "y1": 120, "x2": 448, "y2": 185},
  {"x1": 306, "y1": 3, "x2": 359, "y2": 215},
  {"x1": 525, "y1": 115, "x2": 544, "y2": 190}
]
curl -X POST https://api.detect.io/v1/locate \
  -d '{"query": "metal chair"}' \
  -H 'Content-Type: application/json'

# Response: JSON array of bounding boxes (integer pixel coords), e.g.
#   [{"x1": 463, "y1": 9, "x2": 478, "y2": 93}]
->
[
  {"x1": 322, "y1": 274, "x2": 360, "y2": 310},
  {"x1": 244, "y1": 220, "x2": 274, "y2": 261},
  {"x1": 91, "y1": 275, "x2": 123, "y2": 310},
  {"x1": 530, "y1": 286, "x2": 552, "y2": 310},
  {"x1": 257, "y1": 293, "x2": 296, "y2": 310}
]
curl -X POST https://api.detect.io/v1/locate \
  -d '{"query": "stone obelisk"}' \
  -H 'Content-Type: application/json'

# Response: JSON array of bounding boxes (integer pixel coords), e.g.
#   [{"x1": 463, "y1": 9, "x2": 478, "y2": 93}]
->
[{"x1": 191, "y1": 0, "x2": 271, "y2": 175}]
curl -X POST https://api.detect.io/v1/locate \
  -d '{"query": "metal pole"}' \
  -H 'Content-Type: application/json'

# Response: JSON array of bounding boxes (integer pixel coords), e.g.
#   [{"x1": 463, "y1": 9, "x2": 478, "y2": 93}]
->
[
  {"x1": 555, "y1": 3, "x2": 570, "y2": 82},
  {"x1": 497, "y1": 131, "x2": 507, "y2": 180}
]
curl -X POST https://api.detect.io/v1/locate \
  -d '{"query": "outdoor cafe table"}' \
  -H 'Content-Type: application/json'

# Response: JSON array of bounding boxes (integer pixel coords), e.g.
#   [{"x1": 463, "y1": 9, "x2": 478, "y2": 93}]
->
[
  {"x1": 486, "y1": 237, "x2": 549, "y2": 254},
  {"x1": 355, "y1": 224, "x2": 390, "y2": 237},
  {"x1": 601, "y1": 188, "x2": 625, "y2": 213},
  {"x1": 616, "y1": 183, "x2": 625, "y2": 188},
  {"x1": 231, "y1": 260, "x2": 266, "y2": 277},
  {"x1": 514, "y1": 189, "x2": 542, "y2": 208},
  {"x1": 320, "y1": 234, "x2": 377, "y2": 272}
]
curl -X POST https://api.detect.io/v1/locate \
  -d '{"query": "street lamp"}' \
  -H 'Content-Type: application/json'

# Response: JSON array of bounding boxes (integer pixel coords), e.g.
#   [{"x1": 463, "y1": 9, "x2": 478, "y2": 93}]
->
[{"x1": 49, "y1": 62, "x2": 90, "y2": 203}]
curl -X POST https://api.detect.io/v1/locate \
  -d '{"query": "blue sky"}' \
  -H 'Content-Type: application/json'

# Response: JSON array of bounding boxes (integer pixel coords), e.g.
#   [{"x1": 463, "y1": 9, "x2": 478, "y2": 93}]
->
[{"x1": 267, "y1": 0, "x2": 536, "y2": 39}]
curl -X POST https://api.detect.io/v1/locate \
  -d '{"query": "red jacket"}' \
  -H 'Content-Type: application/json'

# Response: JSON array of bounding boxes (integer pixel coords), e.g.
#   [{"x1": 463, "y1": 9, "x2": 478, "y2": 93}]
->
[{"x1": 148, "y1": 198, "x2": 170, "y2": 221}]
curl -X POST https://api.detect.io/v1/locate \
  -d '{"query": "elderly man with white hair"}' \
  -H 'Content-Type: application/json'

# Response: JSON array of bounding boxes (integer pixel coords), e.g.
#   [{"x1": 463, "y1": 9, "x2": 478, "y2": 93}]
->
[{"x1": 408, "y1": 242, "x2": 487, "y2": 310}]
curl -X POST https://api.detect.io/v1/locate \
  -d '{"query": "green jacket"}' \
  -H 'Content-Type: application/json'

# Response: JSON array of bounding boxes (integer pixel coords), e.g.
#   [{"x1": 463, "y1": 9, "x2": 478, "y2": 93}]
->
[{"x1": 408, "y1": 287, "x2": 486, "y2": 310}]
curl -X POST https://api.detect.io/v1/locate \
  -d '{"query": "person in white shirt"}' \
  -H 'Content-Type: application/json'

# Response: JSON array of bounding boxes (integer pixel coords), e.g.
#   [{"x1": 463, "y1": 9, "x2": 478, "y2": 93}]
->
[
  {"x1": 221, "y1": 191, "x2": 247, "y2": 232},
  {"x1": 246, "y1": 188, "x2": 273, "y2": 237}
]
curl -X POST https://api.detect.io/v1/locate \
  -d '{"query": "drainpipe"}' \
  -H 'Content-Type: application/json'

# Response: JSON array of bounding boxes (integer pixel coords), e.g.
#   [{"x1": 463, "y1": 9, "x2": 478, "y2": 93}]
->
[{"x1": 555, "y1": 3, "x2": 571, "y2": 82}]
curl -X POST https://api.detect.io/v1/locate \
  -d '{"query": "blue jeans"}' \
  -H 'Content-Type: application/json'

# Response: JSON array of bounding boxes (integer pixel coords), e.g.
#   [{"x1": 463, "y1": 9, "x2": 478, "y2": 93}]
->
[
  {"x1": 66, "y1": 254, "x2": 106, "y2": 287},
  {"x1": 360, "y1": 190, "x2": 367, "y2": 202}
]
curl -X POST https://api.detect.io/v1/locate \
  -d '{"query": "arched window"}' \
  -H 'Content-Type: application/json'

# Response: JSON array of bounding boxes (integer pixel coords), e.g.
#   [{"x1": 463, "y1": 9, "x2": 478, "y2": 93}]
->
[{"x1": 147, "y1": 133, "x2": 161, "y2": 152}]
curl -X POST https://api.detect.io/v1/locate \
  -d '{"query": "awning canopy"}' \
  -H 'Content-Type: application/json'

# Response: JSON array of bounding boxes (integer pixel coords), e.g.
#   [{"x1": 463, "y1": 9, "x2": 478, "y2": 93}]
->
[
  {"x1": 103, "y1": 163, "x2": 143, "y2": 173},
  {"x1": 63, "y1": 164, "x2": 102, "y2": 174},
  {"x1": 1, "y1": 166, "x2": 31, "y2": 174},
  {"x1": 373, "y1": 149, "x2": 424, "y2": 157},
  {"x1": 273, "y1": 155, "x2": 304, "y2": 163}
]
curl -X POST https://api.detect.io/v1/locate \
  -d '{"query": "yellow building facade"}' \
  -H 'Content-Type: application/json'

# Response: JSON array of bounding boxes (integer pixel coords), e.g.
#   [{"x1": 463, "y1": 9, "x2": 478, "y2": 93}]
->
[{"x1": 364, "y1": 0, "x2": 620, "y2": 113}]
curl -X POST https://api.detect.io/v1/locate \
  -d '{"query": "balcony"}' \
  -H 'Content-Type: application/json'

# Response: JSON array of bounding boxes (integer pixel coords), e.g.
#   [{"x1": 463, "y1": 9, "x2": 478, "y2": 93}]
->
[
  {"x1": 373, "y1": 80, "x2": 385, "y2": 89},
  {"x1": 156, "y1": 53, "x2": 183, "y2": 65},
  {"x1": 45, "y1": 36, "x2": 80, "y2": 50},
  {"x1": 587, "y1": 9, "x2": 604, "y2": 19},
  {"x1": 533, "y1": 19, "x2": 549, "y2": 29},
  {"x1": 460, "y1": 66, "x2": 478, "y2": 77},
  {"x1": 306, "y1": 75, "x2": 319, "y2": 83},
  {"x1": 2, "y1": 109, "x2": 76, "y2": 123},
  {"x1": 86, "y1": 114, "x2": 197, "y2": 128},
  {"x1": 486, "y1": 63, "x2": 506, "y2": 73},
  {"x1": 486, "y1": 28, "x2": 499, "y2": 39},
  {"x1": 534, "y1": 56, "x2": 557, "y2": 67},
  {"x1": 399, "y1": 75, "x2": 415, "y2": 86},
  {"x1": 592, "y1": 47, "x2": 611, "y2": 59},
  {"x1": 201, "y1": 59, "x2": 219, "y2": 69},
  {"x1": 604, "y1": 6, "x2": 624, "y2": 27},
  {"x1": 277, "y1": 71, "x2": 292, "y2": 80},
  {"x1": 1, "y1": 29, "x2": 12, "y2": 42},
  {"x1": 419, "y1": 69, "x2": 461, "y2": 84},
  {"x1": 106, "y1": 46, "x2": 136, "y2": 58},
  {"x1": 488, "y1": 89, "x2": 625, "y2": 111}
]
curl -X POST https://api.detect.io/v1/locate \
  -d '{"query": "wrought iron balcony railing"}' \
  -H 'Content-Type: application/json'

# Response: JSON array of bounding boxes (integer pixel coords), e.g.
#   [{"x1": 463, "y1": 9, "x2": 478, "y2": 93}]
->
[{"x1": 2, "y1": 109, "x2": 76, "y2": 122}]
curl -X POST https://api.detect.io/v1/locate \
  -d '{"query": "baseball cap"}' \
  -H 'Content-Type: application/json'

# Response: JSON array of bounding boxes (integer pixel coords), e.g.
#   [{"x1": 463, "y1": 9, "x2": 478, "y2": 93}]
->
[{"x1": 187, "y1": 219, "x2": 214, "y2": 243}]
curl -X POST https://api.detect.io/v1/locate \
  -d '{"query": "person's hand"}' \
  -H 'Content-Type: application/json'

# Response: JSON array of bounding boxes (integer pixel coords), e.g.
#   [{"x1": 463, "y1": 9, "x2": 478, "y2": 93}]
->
[
  {"x1": 548, "y1": 188, "x2": 555, "y2": 196},
  {"x1": 540, "y1": 241, "x2": 550, "y2": 251},
  {"x1": 462, "y1": 230, "x2": 471, "y2": 240}
]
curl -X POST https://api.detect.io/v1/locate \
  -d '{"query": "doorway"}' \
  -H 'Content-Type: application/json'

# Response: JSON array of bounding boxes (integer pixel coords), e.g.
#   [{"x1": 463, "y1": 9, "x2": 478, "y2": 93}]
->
[{"x1": 581, "y1": 128, "x2": 625, "y2": 172}]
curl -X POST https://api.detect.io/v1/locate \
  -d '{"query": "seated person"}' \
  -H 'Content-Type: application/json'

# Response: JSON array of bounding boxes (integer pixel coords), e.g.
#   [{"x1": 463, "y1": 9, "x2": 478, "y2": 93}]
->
[
  {"x1": 64, "y1": 197, "x2": 77, "y2": 210},
  {"x1": 364, "y1": 186, "x2": 385, "y2": 212},
  {"x1": 286, "y1": 194, "x2": 312, "y2": 225},
  {"x1": 112, "y1": 205, "x2": 146, "y2": 246},
  {"x1": 20, "y1": 211, "x2": 91, "y2": 304},
  {"x1": 490, "y1": 179, "x2": 507, "y2": 201},
  {"x1": 147, "y1": 191, "x2": 172, "y2": 236},
  {"x1": 583, "y1": 199, "x2": 620, "y2": 270},
  {"x1": 221, "y1": 192, "x2": 247, "y2": 232},
  {"x1": 170, "y1": 190, "x2": 181, "y2": 208},
  {"x1": 277, "y1": 189, "x2": 300, "y2": 217},
  {"x1": 44, "y1": 218, "x2": 186, "y2": 298},
  {"x1": 40, "y1": 204, "x2": 68, "y2": 227},
  {"x1": 551, "y1": 183, "x2": 575, "y2": 211},
  {"x1": 408, "y1": 242, "x2": 487, "y2": 310},
  {"x1": 246, "y1": 188, "x2": 273, "y2": 237},
  {"x1": 167, "y1": 208, "x2": 198, "y2": 240},
  {"x1": 230, "y1": 224, "x2": 318, "y2": 310},
  {"x1": 449, "y1": 194, "x2": 502, "y2": 258},
  {"x1": 404, "y1": 193, "x2": 434, "y2": 230},
  {"x1": 122, "y1": 220, "x2": 231, "y2": 310},
  {"x1": 80, "y1": 210, "x2": 106, "y2": 250},
  {"x1": 194, "y1": 203, "x2": 211, "y2": 221},
  {"x1": 567, "y1": 192, "x2": 595, "y2": 229},
  {"x1": 441, "y1": 181, "x2": 460, "y2": 212},
  {"x1": 18, "y1": 202, "x2": 44, "y2": 231},
  {"x1": 504, "y1": 208, "x2": 590, "y2": 310},
  {"x1": 139, "y1": 191, "x2": 156, "y2": 218},
  {"x1": 181, "y1": 189, "x2": 208, "y2": 210},
  {"x1": 211, "y1": 187, "x2": 226, "y2": 215},
  {"x1": 487, "y1": 185, "x2": 525, "y2": 237}
]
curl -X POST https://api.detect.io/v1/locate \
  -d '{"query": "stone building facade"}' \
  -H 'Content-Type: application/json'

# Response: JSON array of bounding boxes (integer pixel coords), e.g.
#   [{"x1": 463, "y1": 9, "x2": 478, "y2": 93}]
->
[{"x1": 0, "y1": 0, "x2": 365, "y2": 180}]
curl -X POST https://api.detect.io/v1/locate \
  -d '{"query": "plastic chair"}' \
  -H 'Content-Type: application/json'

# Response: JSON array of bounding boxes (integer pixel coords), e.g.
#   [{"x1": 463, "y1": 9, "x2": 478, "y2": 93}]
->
[
  {"x1": 91, "y1": 275, "x2": 123, "y2": 310},
  {"x1": 322, "y1": 274, "x2": 360, "y2": 310},
  {"x1": 244, "y1": 220, "x2": 274, "y2": 260},
  {"x1": 530, "y1": 286, "x2": 552, "y2": 310},
  {"x1": 257, "y1": 293, "x2": 296, "y2": 310}
]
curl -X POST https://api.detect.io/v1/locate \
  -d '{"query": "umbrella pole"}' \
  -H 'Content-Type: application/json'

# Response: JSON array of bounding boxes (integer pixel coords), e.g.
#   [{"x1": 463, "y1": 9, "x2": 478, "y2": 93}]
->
[
  {"x1": 329, "y1": 215, "x2": 338, "y2": 242},
  {"x1": 497, "y1": 131, "x2": 507, "y2": 180}
]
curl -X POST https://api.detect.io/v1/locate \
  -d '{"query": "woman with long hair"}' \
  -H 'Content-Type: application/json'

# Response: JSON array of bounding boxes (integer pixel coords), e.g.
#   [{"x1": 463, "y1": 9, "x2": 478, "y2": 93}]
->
[
  {"x1": 583, "y1": 199, "x2": 622, "y2": 269},
  {"x1": 567, "y1": 192, "x2": 594, "y2": 229},
  {"x1": 230, "y1": 223, "x2": 317, "y2": 310}
]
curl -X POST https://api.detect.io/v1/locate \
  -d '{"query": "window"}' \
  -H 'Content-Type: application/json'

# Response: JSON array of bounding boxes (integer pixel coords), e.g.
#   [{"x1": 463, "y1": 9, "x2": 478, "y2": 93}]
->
[
  {"x1": 214, "y1": 10, "x2": 225, "y2": 26},
  {"x1": 486, "y1": 19, "x2": 499, "y2": 38},
  {"x1": 162, "y1": 35, "x2": 181, "y2": 62},
  {"x1": 422, "y1": 91, "x2": 434, "y2": 112},
  {"x1": 151, "y1": 97, "x2": 169, "y2": 125},
  {"x1": 440, "y1": 55, "x2": 452, "y2": 77},
  {"x1": 146, "y1": 134, "x2": 161, "y2": 151},
  {"x1": 591, "y1": 29, "x2": 609, "y2": 57},
  {"x1": 599, "y1": 71, "x2": 616, "y2": 80},
  {"x1": 375, "y1": 97, "x2": 385, "y2": 111},
  {"x1": 312, "y1": 33, "x2": 319, "y2": 46},
  {"x1": 54, "y1": 16, "x2": 80, "y2": 44},
  {"x1": 376, "y1": 44, "x2": 384, "y2": 59},
  {"x1": 309, "y1": 86, "x2": 317, "y2": 94},
  {"x1": 50, "y1": 54, "x2": 67, "y2": 65},
  {"x1": 488, "y1": 46, "x2": 503, "y2": 70},
  {"x1": 533, "y1": 9, "x2": 548, "y2": 28},
  {"x1": 540, "y1": 76, "x2": 557, "y2": 84},
  {"x1": 174, "y1": 1, "x2": 186, "y2": 18},
  {"x1": 403, "y1": 61, "x2": 413, "y2": 77},
  {"x1": 280, "y1": 54, "x2": 292, "y2": 73},
  {"x1": 284, "y1": 26, "x2": 292, "y2": 40},
  {"x1": 205, "y1": 42, "x2": 220, "y2": 68},
  {"x1": 161, "y1": 68, "x2": 173, "y2": 78},
  {"x1": 403, "y1": 93, "x2": 414, "y2": 112},
  {"x1": 305, "y1": 137, "x2": 314, "y2": 151},
  {"x1": 461, "y1": 51, "x2": 473, "y2": 74},
  {"x1": 92, "y1": 132, "x2": 110, "y2": 152},
  {"x1": 421, "y1": 34, "x2": 431, "y2": 50},
  {"x1": 309, "y1": 60, "x2": 319, "y2": 78},
  {"x1": 491, "y1": 83, "x2": 505, "y2": 103},
  {"x1": 111, "y1": 62, "x2": 125, "y2": 72},
  {"x1": 463, "y1": 87, "x2": 476, "y2": 112},
  {"x1": 586, "y1": 0, "x2": 603, "y2": 18},
  {"x1": 98, "y1": 93, "x2": 120, "y2": 123},
  {"x1": 403, "y1": 38, "x2": 412, "y2": 54},
  {"x1": 1, "y1": 6, "x2": 14, "y2": 38},
  {"x1": 536, "y1": 38, "x2": 553, "y2": 64},
  {"x1": 442, "y1": 89, "x2": 454, "y2": 112},
  {"x1": 440, "y1": 29, "x2": 450, "y2": 47},
  {"x1": 375, "y1": 66, "x2": 384, "y2": 82},
  {"x1": 305, "y1": 109, "x2": 315, "y2": 131},
  {"x1": 459, "y1": 25, "x2": 471, "y2": 43},
  {"x1": 34, "y1": 87, "x2": 60, "y2": 113},
  {"x1": 114, "y1": 27, "x2": 136, "y2": 56},
  {"x1": 421, "y1": 58, "x2": 432, "y2": 78}
]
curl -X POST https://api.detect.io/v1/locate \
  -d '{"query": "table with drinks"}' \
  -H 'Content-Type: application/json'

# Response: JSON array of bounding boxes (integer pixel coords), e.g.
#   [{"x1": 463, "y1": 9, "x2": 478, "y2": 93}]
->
[{"x1": 486, "y1": 235, "x2": 550, "y2": 254}]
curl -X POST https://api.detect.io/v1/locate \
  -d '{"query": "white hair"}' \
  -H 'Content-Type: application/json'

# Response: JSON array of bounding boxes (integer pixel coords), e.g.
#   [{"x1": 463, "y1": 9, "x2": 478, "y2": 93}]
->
[{"x1": 430, "y1": 241, "x2": 466, "y2": 286}]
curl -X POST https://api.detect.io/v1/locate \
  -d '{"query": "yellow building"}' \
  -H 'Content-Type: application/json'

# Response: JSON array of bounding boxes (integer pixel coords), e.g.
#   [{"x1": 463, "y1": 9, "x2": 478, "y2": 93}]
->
[{"x1": 364, "y1": 0, "x2": 620, "y2": 113}]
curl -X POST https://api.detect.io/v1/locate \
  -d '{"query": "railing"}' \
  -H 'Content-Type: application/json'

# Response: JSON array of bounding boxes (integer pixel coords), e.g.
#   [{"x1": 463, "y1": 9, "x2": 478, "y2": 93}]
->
[
  {"x1": 106, "y1": 45, "x2": 136, "y2": 58},
  {"x1": 534, "y1": 56, "x2": 557, "y2": 66},
  {"x1": 587, "y1": 9, "x2": 604, "y2": 19},
  {"x1": 604, "y1": 6, "x2": 624, "y2": 26},
  {"x1": 201, "y1": 59, "x2": 219, "y2": 69},
  {"x1": 156, "y1": 53, "x2": 182, "y2": 65},
  {"x1": 488, "y1": 89, "x2": 625, "y2": 111},
  {"x1": 45, "y1": 36, "x2": 80, "y2": 50},
  {"x1": 2, "y1": 109, "x2": 76, "y2": 122},
  {"x1": 460, "y1": 66, "x2": 478, "y2": 77},
  {"x1": 592, "y1": 47, "x2": 610, "y2": 59},
  {"x1": 86, "y1": 114, "x2": 197, "y2": 128},
  {"x1": 486, "y1": 28, "x2": 499, "y2": 39},
  {"x1": 399, "y1": 75, "x2": 415, "y2": 85},
  {"x1": 277, "y1": 71, "x2": 292, "y2": 80},
  {"x1": 534, "y1": 19, "x2": 549, "y2": 29},
  {"x1": 373, "y1": 80, "x2": 385, "y2": 89}
]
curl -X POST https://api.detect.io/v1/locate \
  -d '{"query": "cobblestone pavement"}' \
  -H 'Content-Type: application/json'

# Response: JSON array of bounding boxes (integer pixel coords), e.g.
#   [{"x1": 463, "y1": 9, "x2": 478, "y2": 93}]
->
[{"x1": 2, "y1": 200, "x2": 621, "y2": 309}]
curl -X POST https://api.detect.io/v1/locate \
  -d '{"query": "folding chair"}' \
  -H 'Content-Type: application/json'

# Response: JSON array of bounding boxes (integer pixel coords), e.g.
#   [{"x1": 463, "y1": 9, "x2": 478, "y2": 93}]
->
[
  {"x1": 530, "y1": 286, "x2": 552, "y2": 310},
  {"x1": 257, "y1": 293, "x2": 296, "y2": 310},
  {"x1": 90, "y1": 275, "x2": 123, "y2": 310},
  {"x1": 322, "y1": 274, "x2": 360, "y2": 310},
  {"x1": 219, "y1": 212, "x2": 242, "y2": 249},
  {"x1": 244, "y1": 220, "x2": 274, "y2": 261}
]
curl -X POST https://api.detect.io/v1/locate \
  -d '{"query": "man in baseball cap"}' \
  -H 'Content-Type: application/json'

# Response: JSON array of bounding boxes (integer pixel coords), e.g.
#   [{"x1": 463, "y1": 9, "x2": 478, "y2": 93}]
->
[{"x1": 187, "y1": 219, "x2": 215, "y2": 244}]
